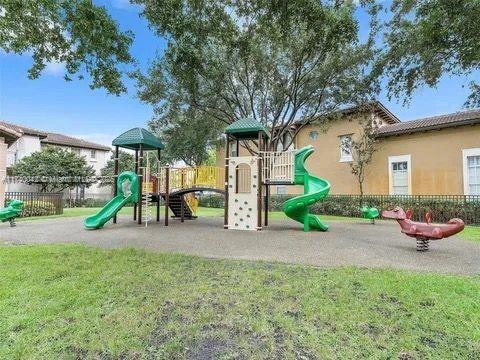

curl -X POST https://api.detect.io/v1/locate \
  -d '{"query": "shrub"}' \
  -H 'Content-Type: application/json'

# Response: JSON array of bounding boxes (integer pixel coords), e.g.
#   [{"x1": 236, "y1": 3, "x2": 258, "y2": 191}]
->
[
  {"x1": 198, "y1": 194, "x2": 224, "y2": 208},
  {"x1": 22, "y1": 200, "x2": 57, "y2": 217},
  {"x1": 65, "y1": 198, "x2": 136, "y2": 208},
  {"x1": 198, "y1": 193, "x2": 480, "y2": 225}
]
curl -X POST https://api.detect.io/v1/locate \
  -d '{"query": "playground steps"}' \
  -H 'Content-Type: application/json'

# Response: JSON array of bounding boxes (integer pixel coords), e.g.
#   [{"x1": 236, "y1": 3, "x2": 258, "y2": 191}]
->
[{"x1": 162, "y1": 194, "x2": 196, "y2": 220}]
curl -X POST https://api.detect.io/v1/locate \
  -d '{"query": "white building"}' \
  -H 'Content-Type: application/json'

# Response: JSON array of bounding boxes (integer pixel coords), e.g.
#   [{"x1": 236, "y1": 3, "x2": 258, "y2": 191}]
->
[{"x1": 0, "y1": 121, "x2": 112, "y2": 201}]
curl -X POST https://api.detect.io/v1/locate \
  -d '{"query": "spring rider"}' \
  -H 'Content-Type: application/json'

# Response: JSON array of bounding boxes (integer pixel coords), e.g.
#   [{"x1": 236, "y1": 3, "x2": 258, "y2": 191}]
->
[
  {"x1": 381, "y1": 207, "x2": 465, "y2": 252},
  {"x1": 361, "y1": 206, "x2": 379, "y2": 224},
  {"x1": 0, "y1": 200, "x2": 24, "y2": 227}
]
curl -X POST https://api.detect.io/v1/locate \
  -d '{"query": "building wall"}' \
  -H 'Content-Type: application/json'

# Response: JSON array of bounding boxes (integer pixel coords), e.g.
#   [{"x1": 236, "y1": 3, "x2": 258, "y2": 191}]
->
[
  {"x1": 0, "y1": 137, "x2": 7, "y2": 206},
  {"x1": 5, "y1": 135, "x2": 111, "y2": 199},
  {"x1": 6, "y1": 134, "x2": 42, "y2": 167},
  {"x1": 216, "y1": 117, "x2": 480, "y2": 196},
  {"x1": 364, "y1": 125, "x2": 480, "y2": 195},
  {"x1": 293, "y1": 116, "x2": 367, "y2": 195}
]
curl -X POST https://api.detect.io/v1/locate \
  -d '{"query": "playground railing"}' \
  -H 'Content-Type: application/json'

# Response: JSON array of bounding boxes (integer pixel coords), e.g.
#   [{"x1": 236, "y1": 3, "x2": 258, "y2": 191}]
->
[
  {"x1": 158, "y1": 166, "x2": 225, "y2": 193},
  {"x1": 261, "y1": 150, "x2": 295, "y2": 184}
]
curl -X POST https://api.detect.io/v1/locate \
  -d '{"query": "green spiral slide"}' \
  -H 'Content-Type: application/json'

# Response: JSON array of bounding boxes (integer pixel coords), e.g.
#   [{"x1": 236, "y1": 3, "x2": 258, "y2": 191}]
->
[
  {"x1": 84, "y1": 171, "x2": 140, "y2": 230},
  {"x1": 283, "y1": 146, "x2": 331, "y2": 232}
]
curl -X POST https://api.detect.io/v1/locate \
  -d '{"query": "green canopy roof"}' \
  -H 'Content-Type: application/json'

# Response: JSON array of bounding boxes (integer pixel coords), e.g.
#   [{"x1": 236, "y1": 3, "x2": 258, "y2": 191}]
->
[
  {"x1": 225, "y1": 118, "x2": 270, "y2": 139},
  {"x1": 112, "y1": 127, "x2": 164, "y2": 150}
]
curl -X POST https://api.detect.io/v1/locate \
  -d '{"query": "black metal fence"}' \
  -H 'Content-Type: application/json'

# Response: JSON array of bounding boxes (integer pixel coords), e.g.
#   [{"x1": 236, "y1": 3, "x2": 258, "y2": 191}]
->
[
  {"x1": 4, "y1": 192, "x2": 64, "y2": 217},
  {"x1": 199, "y1": 193, "x2": 480, "y2": 225}
]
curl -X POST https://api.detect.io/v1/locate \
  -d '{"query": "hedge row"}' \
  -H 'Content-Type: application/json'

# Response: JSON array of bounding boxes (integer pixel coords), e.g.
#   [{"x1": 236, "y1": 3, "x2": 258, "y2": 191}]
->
[
  {"x1": 198, "y1": 194, "x2": 480, "y2": 225},
  {"x1": 21, "y1": 200, "x2": 57, "y2": 217}
]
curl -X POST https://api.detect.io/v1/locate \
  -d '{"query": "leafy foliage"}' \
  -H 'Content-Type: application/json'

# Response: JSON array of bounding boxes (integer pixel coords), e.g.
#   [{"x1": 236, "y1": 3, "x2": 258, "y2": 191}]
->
[
  {"x1": 0, "y1": 0, "x2": 134, "y2": 95},
  {"x1": 21, "y1": 200, "x2": 57, "y2": 217},
  {"x1": 99, "y1": 151, "x2": 135, "y2": 187},
  {"x1": 200, "y1": 192, "x2": 480, "y2": 224},
  {"x1": 10, "y1": 147, "x2": 96, "y2": 192},
  {"x1": 149, "y1": 108, "x2": 223, "y2": 166},
  {"x1": 134, "y1": 0, "x2": 381, "y2": 151},
  {"x1": 381, "y1": 0, "x2": 480, "y2": 107}
]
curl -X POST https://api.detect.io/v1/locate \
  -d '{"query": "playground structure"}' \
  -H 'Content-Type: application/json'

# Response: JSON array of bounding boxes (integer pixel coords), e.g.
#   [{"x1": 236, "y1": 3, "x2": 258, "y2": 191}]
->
[
  {"x1": 223, "y1": 118, "x2": 330, "y2": 231},
  {"x1": 85, "y1": 118, "x2": 331, "y2": 232},
  {"x1": 0, "y1": 199, "x2": 24, "y2": 227},
  {"x1": 381, "y1": 207, "x2": 465, "y2": 251}
]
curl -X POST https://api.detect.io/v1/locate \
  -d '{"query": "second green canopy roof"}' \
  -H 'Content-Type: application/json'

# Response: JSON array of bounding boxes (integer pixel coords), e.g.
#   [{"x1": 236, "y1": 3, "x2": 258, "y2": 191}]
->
[{"x1": 225, "y1": 118, "x2": 270, "y2": 139}]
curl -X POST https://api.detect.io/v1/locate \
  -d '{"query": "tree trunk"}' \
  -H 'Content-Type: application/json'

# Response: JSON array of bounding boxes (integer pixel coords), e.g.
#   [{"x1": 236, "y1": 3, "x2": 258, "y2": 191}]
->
[{"x1": 359, "y1": 180, "x2": 364, "y2": 207}]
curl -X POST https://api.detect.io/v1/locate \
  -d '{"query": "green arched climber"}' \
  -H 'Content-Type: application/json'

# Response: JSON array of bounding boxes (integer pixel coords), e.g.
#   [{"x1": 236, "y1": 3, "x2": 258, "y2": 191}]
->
[{"x1": 283, "y1": 146, "x2": 330, "y2": 232}]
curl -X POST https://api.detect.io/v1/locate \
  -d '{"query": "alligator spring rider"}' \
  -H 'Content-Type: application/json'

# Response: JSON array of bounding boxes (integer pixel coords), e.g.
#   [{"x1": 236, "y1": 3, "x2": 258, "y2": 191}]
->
[
  {"x1": 0, "y1": 199, "x2": 24, "y2": 227},
  {"x1": 381, "y1": 207, "x2": 465, "y2": 251}
]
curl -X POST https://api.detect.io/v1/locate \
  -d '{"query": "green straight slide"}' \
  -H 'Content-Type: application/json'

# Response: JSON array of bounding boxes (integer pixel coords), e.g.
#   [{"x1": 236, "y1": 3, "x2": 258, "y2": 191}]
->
[
  {"x1": 283, "y1": 145, "x2": 331, "y2": 232},
  {"x1": 84, "y1": 171, "x2": 140, "y2": 230}
]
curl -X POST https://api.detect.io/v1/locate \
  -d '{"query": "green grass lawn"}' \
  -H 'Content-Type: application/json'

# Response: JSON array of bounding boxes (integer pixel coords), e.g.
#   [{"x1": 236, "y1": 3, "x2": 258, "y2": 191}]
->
[
  {"x1": 459, "y1": 226, "x2": 480, "y2": 243},
  {"x1": 1, "y1": 244, "x2": 479, "y2": 359}
]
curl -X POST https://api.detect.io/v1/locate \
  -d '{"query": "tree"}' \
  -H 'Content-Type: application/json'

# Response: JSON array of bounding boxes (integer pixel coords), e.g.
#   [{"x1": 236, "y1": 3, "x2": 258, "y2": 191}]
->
[
  {"x1": 0, "y1": 0, "x2": 133, "y2": 95},
  {"x1": 99, "y1": 151, "x2": 135, "y2": 187},
  {"x1": 347, "y1": 108, "x2": 379, "y2": 201},
  {"x1": 134, "y1": 0, "x2": 381, "y2": 152},
  {"x1": 380, "y1": 0, "x2": 480, "y2": 107},
  {"x1": 149, "y1": 107, "x2": 224, "y2": 166},
  {"x1": 205, "y1": 148, "x2": 217, "y2": 167},
  {"x1": 10, "y1": 147, "x2": 96, "y2": 192}
]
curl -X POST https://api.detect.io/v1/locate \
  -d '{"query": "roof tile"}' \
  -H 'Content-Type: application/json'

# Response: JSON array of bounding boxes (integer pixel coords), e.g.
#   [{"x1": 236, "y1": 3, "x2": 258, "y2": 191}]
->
[
  {"x1": 0, "y1": 121, "x2": 47, "y2": 138},
  {"x1": 377, "y1": 109, "x2": 480, "y2": 137},
  {"x1": 42, "y1": 133, "x2": 111, "y2": 151},
  {"x1": 0, "y1": 120, "x2": 110, "y2": 151}
]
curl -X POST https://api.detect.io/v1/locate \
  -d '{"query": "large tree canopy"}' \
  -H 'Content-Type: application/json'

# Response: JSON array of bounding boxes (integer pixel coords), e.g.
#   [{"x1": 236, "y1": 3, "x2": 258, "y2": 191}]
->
[
  {"x1": 381, "y1": 0, "x2": 480, "y2": 107},
  {"x1": 0, "y1": 0, "x2": 134, "y2": 95},
  {"x1": 99, "y1": 151, "x2": 135, "y2": 187},
  {"x1": 134, "y1": 0, "x2": 380, "y2": 151},
  {"x1": 149, "y1": 107, "x2": 224, "y2": 166}
]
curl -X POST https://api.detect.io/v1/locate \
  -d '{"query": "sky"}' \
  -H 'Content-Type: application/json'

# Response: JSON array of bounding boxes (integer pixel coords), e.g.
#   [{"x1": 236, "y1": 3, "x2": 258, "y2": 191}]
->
[{"x1": 0, "y1": 1, "x2": 477, "y2": 146}]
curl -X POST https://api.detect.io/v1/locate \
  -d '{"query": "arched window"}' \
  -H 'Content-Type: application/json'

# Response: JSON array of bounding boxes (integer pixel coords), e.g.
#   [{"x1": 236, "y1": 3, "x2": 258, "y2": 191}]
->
[{"x1": 235, "y1": 163, "x2": 251, "y2": 193}]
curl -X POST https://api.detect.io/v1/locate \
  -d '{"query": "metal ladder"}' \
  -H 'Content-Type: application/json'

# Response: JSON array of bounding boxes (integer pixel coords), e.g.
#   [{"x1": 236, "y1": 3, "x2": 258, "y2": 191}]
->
[{"x1": 141, "y1": 153, "x2": 153, "y2": 227}]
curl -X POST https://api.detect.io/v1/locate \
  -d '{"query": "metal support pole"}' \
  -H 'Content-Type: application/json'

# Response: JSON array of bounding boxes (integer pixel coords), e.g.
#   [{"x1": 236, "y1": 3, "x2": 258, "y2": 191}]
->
[
  {"x1": 224, "y1": 134, "x2": 230, "y2": 229},
  {"x1": 164, "y1": 166, "x2": 170, "y2": 226},
  {"x1": 264, "y1": 184, "x2": 269, "y2": 226},
  {"x1": 113, "y1": 146, "x2": 119, "y2": 224},
  {"x1": 180, "y1": 195, "x2": 185, "y2": 223},
  {"x1": 138, "y1": 145, "x2": 143, "y2": 225},
  {"x1": 134, "y1": 149, "x2": 138, "y2": 221},
  {"x1": 257, "y1": 132, "x2": 263, "y2": 230},
  {"x1": 156, "y1": 149, "x2": 161, "y2": 222}
]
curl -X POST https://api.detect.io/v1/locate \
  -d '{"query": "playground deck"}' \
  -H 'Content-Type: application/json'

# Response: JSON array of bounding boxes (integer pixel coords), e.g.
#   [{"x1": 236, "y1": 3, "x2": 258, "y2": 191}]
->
[{"x1": 3, "y1": 216, "x2": 480, "y2": 275}]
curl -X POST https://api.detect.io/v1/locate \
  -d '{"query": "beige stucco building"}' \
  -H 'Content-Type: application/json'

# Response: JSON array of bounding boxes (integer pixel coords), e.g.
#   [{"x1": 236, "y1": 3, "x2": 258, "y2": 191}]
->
[
  {"x1": 0, "y1": 124, "x2": 21, "y2": 206},
  {"x1": 217, "y1": 103, "x2": 480, "y2": 196}
]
